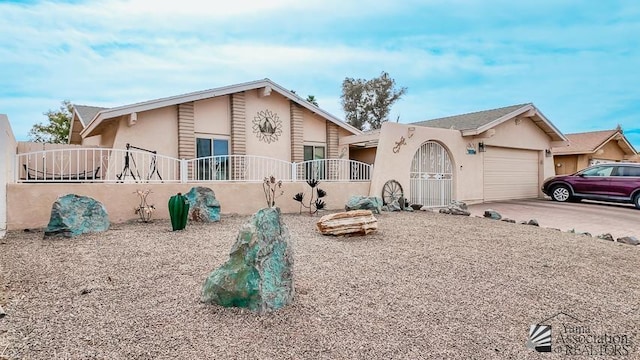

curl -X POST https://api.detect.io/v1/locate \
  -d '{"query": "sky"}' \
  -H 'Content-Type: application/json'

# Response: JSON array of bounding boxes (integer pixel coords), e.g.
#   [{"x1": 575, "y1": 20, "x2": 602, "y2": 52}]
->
[{"x1": 1, "y1": 0, "x2": 639, "y2": 149}]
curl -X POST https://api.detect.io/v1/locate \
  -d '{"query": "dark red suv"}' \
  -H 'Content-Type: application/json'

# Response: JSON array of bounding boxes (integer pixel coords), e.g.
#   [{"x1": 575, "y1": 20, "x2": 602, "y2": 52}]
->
[{"x1": 542, "y1": 163, "x2": 640, "y2": 209}]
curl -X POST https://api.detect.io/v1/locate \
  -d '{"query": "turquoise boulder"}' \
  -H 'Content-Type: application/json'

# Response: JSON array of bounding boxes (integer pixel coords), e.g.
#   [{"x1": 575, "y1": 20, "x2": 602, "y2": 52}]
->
[
  {"x1": 185, "y1": 186, "x2": 220, "y2": 222},
  {"x1": 345, "y1": 195, "x2": 383, "y2": 214},
  {"x1": 44, "y1": 194, "x2": 110, "y2": 238},
  {"x1": 202, "y1": 207, "x2": 294, "y2": 312}
]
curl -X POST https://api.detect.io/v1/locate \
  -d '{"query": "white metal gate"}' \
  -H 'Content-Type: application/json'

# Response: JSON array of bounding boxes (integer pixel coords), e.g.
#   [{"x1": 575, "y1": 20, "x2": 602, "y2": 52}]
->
[{"x1": 410, "y1": 141, "x2": 453, "y2": 207}]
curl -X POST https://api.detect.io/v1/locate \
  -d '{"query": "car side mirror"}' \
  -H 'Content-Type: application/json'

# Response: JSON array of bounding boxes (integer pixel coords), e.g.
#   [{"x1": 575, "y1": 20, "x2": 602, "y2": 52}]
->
[{"x1": 577, "y1": 173, "x2": 585, "y2": 177}]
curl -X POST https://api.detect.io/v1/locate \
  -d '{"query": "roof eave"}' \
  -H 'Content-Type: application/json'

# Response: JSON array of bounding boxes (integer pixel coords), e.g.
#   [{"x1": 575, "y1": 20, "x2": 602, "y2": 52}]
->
[{"x1": 80, "y1": 79, "x2": 362, "y2": 139}]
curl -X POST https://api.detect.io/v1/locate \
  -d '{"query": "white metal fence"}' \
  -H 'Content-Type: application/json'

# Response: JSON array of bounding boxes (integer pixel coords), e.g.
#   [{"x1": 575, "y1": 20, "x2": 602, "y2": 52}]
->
[{"x1": 15, "y1": 148, "x2": 373, "y2": 183}]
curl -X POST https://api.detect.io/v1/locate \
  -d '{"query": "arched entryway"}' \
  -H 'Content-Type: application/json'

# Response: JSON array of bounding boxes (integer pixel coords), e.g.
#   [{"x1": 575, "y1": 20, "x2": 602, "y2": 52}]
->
[{"x1": 409, "y1": 141, "x2": 453, "y2": 207}]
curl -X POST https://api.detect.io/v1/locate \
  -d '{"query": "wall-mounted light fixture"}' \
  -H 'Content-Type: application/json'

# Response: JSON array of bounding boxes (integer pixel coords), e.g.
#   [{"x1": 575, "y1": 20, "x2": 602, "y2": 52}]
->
[
  {"x1": 545, "y1": 149, "x2": 552, "y2": 157},
  {"x1": 478, "y1": 141, "x2": 486, "y2": 152}
]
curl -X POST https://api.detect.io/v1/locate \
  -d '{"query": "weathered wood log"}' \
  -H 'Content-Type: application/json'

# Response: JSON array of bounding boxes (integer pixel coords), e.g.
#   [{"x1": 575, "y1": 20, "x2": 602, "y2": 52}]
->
[{"x1": 316, "y1": 210, "x2": 378, "y2": 236}]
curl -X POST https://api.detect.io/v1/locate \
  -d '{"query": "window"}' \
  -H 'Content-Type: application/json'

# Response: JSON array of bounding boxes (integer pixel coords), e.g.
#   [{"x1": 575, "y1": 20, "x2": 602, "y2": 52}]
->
[
  {"x1": 303, "y1": 145, "x2": 325, "y2": 180},
  {"x1": 196, "y1": 138, "x2": 229, "y2": 180},
  {"x1": 581, "y1": 165, "x2": 614, "y2": 177},
  {"x1": 615, "y1": 166, "x2": 640, "y2": 177}
]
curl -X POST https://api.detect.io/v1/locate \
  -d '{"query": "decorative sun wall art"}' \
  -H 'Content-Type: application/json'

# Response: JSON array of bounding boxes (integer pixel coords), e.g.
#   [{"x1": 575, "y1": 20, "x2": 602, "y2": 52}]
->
[{"x1": 252, "y1": 109, "x2": 283, "y2": 144}]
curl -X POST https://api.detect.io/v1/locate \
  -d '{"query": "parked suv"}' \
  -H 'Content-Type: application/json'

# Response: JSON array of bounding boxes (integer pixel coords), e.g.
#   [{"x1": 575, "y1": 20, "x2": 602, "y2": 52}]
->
[{"x1": 542, "y1": 163, "x2": 640, "y2": 209}]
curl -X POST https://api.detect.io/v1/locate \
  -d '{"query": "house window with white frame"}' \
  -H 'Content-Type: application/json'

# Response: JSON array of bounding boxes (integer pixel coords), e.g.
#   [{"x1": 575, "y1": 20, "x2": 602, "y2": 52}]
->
[
  {"x1": 196, "y1": 137, "x2": 229, "y2": 180},
  {"x1": 303, "y1": 144, "x2": 325, "y2": 180}
]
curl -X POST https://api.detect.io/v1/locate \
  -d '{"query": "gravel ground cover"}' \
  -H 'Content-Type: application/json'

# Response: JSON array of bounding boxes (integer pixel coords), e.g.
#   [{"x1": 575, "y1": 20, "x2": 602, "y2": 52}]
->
[{"x1": 0, "y1": 211, "x2": 638, "y2": 359}]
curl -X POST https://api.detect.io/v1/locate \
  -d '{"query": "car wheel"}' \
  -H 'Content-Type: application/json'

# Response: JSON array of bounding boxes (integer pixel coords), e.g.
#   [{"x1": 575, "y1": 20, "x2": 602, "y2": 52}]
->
[
  {"x1": 634, "y1": 193, "x2": 640, "y2": 210},
  {"x1": 551, "y1": 185, "x2": 571, "y2": 202}
]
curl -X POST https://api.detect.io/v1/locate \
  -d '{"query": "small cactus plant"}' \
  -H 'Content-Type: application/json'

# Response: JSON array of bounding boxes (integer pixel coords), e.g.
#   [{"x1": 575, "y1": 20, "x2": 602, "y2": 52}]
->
[{"x1": 168, "y1": 193, "x2": 189, "y2": 231}]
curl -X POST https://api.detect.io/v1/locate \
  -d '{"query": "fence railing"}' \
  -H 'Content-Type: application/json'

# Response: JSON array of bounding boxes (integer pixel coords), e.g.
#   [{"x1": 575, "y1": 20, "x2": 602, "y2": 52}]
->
[
  {"x1": 15, "y1": 148, "x2": 373, "y2": 183},
  {"x1": 16, "y1": 148, "x2": 181, "y2": 183}
]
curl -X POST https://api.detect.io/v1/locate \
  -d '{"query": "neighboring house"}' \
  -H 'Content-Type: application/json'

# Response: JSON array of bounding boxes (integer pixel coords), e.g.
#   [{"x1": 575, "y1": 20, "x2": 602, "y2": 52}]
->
[
  {"x1": 552, "y1": 128, "x2": 638, "y2": 175},
  {"x1": 342, "y1": 103, "x2": 567, "y2": 206},
  {"x1": 69, "y1": 105, "x2": 108, "y2": 145}
]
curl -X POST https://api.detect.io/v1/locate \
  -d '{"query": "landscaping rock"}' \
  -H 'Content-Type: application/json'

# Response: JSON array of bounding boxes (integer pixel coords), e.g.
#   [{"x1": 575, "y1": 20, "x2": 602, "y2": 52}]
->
[
  {"x1": 410, "y1": 204, "x2": 423, "y2": 210},
  {"x1": 450, "y1": 200, "x2": 468, "y2": 211},
  {"x1": 44, "y1": 194, "x2": 109, "y2": 238},
  {"x1": 202, "y1": 207, "x2": 293, "y2": 312},
  {"x1": 483, "y1": 209, "x2": 502, "y2": 220},
  {"x1": 316, "y1": 210, "x2": 378, "y2": 236},
  {"x1": 185, "y1": 186, "x2": 221, "y2": 222},
  {"x1": 501, "y1": 218, "x2": 516, "y2": 223},
  {"x1": 597, "y1": 233, "x2": 615, "y2": 241},
  {"x1": 526, "y1": 219, "x2": 539, "y2": 227},
  {"x1": 0, "y1": 305, "x2": 5, "y2": 318},
  {"x1": 344, "y1": 196, "x2": 383, "y2": 214},
  {"x1": 438, "y1": 201, "x2": 470, "y2": 216},
  {"x1": 419, "y1": 206, "x2": 434, "y2": 212},
  {"x1": 404, "y1": 206, "x2": 413, "y2": 212},
  {"x1": 616, "y1": 236, "x2": 639, "y2": 246}
]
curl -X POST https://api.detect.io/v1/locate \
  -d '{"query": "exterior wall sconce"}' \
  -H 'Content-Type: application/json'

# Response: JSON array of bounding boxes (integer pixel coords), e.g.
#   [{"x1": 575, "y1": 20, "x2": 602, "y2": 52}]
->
[
  {"x1": 407, "y1": 126, "x2": 415, "y2": 138},
  {"x1": 545, "y1": 149, "x2": 552, "y2": 157},
  {"x1": 478, "y1": 141, "x2": 486, "y2": 152}
]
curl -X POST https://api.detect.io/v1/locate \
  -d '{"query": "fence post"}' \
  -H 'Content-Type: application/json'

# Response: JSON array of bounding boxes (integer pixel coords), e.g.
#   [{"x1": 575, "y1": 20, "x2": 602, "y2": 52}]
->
[
  {"x1": 291, "y1": 162, "x2": 297, "y2": 182},
  {"x1": 180, "y1": 159, "x2": 187, "y2": 183}
]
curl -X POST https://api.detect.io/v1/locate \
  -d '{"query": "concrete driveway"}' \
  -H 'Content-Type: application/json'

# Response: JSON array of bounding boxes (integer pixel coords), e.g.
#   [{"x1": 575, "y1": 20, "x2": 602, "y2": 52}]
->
[{"x1": 466, "y1": 198, "x2": 639, "y2": 239}]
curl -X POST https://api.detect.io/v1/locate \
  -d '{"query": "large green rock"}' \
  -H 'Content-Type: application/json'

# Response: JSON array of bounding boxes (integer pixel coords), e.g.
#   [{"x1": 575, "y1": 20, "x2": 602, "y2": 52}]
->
[
  {"x1": 44, "y1": 194, "x2": 110, "y2": 238},
  {"x1": 185, "y1": 186, "x2": 220, "y2": 222},
  {"x1": 202, "y1": 207, "x2": 294, "y2": 312},
  {"x1": 345, "y1": 195, "x2": 383, "y2": 214}
]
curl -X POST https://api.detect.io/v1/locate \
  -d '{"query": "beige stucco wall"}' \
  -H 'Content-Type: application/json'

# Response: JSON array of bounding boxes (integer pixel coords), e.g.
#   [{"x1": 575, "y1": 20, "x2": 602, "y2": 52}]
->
[
  {"x1": 596, "y1": 141, "x2": 626, "y2": 161},
  {"x1": 244, "y1": 90, "x2": 292, "y2": 161},
  {"x1": 554, "y1": 155, "x2": 578, "y2": 175},
  {"x1": 371, "y1": 119, "x2": 556, "y2": 205},
  {"x1": 350, "y1": 147, "x2": 377, "y2": 165},
  {"x1": 302, "y1": 110, "x2": 327, "y2": 144},
  {"x1": 194, "y1": 96, "x2": 230, "y2": 136},
  {"x1": 6, "y1": 181, "x2": 370, "y2": 230},
  {"x1": 1, "y1": 114, "x2": 17, "y2": 237},
  {"x1": 112, "y1": 107, "x2": 179, "y2": 158}
]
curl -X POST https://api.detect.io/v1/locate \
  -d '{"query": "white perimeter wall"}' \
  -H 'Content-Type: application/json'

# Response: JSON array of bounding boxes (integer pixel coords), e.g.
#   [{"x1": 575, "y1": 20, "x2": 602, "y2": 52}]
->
[{"x1": 0, "y1": 115, "x2": 17, "y2": 238}]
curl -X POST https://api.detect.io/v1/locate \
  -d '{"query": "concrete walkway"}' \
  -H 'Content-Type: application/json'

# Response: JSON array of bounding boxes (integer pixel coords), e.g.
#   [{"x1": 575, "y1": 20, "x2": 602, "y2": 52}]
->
[{"x1": 466, "y1": 198, "x2": 639, "y2": 239}]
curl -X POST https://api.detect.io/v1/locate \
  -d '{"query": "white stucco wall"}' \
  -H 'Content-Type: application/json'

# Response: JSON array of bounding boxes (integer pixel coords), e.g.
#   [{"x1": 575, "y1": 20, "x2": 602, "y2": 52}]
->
[{"x1": 1, "y1": 114, "x2": 17, "y2": 237}]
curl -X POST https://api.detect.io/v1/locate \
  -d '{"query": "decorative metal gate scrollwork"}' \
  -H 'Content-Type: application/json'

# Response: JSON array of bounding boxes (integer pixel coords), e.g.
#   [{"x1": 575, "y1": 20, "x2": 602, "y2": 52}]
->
[{"x1": 409, "y1": 141, "x2": 453, "y2": 207}]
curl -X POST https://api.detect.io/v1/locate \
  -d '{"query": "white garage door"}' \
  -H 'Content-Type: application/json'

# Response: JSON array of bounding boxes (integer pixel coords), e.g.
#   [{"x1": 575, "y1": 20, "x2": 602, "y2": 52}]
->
[{"x1": 484, "y1": 147, "x2": 539, "y2": 201}]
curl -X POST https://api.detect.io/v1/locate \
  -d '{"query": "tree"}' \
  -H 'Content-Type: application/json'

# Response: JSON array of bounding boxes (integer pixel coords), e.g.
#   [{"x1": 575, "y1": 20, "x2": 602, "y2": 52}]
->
[
  {"x1": 29, "y1": 100, "x2": 73, "y2": 143},
  {"x1": 340, "y1": 71, "x2": 407, "y2": 130},
  {"x1": 306, "y1": 95, "x2": 319, "y2": 106}
]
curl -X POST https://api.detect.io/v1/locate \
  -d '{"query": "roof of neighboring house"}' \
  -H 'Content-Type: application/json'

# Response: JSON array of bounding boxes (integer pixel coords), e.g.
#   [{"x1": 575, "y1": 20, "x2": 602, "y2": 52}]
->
[
  {"x1": 73, "y1": 105, "x2": 108, "y2": 127},
  {"x1": 552, "y1": 129, "x2": 637, "y2": 155},
  {"x1": 80, "y1": 79, "x2": 362, "y2": 138},
  {"x1": 410, "y1": 103, "x2": 567, "y2": 141}
]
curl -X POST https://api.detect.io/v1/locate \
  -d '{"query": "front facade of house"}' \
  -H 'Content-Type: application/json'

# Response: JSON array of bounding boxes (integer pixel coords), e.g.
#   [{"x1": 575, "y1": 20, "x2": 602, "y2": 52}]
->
[
  {"x1": 342, "y1": 104, "x2": 567, "y2": 207},
  {"x1": 552, "y1": 129, "x2": 638, "y2": 175},
  {"x1": 72, "y1": 79, "x2": 358, "y2": 181}
]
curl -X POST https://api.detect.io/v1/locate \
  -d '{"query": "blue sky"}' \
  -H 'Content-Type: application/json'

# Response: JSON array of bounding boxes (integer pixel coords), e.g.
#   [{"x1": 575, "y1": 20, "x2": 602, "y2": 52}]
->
[{"x1": 1, "y1": 0, "x2": 639, "y2": 149}]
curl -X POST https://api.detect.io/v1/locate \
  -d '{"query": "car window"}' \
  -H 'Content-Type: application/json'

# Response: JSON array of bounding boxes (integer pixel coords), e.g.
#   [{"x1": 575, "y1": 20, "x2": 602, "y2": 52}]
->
[
  {"x1": 616, "y1": 166, "x2": 640, "y2": 177},
  {"x1": 581, "y1": 166, "x2": 614, "y2": 177}
]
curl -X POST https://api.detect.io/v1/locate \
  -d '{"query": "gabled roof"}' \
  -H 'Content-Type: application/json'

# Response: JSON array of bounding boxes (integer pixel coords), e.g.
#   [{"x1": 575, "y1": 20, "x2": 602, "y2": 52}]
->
[
  {"x1": 73, "y1": 105, "x2": 108, "y2": 127},
  {"x1": 552, "y1": 129, "x2": 637, "y2": 155},
  {"x1": 80, "y1": 79, "x2": 362, "y2": 138},
  {"x1": 411, "y1": 103, "x2": 567, "y2": 141}
]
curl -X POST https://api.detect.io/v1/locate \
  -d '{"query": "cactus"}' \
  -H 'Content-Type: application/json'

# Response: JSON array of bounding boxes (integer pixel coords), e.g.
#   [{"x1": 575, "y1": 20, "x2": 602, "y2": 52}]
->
[{"x1": 168, "y1": 192, "x2": 189, "y2": 231}]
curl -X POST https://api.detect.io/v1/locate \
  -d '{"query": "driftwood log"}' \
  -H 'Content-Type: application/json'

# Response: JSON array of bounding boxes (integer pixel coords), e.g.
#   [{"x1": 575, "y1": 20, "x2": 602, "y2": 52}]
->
[{"x1": 316, "y1": 210, "x2": 378, "y2": 236}]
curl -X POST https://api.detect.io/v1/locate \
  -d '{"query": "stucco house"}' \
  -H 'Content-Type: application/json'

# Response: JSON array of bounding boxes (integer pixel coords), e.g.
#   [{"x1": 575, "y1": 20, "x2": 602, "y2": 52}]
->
[
  {"x1": 342, "y1": 103, "x2": 568, "y2": 207},
  {"x1": 69, "y1": 78, "x2": 360, "y2": 169},
  {"x1": 552, "y1": 128, "x2": 638, "y2": 175}
]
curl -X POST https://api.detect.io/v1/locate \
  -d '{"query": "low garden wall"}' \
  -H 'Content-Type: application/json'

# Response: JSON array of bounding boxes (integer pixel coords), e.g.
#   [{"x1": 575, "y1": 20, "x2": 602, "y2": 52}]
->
[{"x1": 6, "y1": 181, "x2": 371, "y2": 230}]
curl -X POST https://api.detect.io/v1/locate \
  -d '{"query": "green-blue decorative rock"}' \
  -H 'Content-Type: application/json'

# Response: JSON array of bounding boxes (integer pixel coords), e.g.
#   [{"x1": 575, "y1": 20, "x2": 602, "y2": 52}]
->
[
  {"x1": 44, "y1": 194, "x2": 110, "y2": 238},
  {"x1": 202, "y1": 207, "x2": 294, "y2": 312},
  {"x1": 185, "y1": 186, "x2": 220, "y2": 222},
  {"x1": 345, "y1": 195, "x2": 383, "y2": 214}
]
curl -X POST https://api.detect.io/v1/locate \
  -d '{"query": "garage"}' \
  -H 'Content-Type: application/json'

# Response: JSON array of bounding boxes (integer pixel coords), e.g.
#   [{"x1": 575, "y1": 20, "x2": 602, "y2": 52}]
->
[{"x1": 484, "y1": 146, "x2": 539, "y2": 201}]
